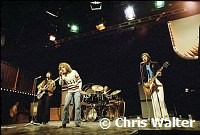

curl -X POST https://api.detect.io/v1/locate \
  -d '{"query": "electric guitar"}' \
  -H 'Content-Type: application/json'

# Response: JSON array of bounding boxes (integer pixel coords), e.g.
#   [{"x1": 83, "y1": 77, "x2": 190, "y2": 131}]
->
[
  {"x1": 143, "y1": 62, "x2": 169, "y2": 95},
  {"x1": 36, "y1": 77, "x2": 59, "y2": 99}
]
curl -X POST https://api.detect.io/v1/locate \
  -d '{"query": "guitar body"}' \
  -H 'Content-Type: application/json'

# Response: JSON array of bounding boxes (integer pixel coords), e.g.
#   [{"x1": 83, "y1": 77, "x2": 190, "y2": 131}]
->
[
  {"x1": 143, "y1": 81, "x2": 159, "y2": 95},
  {"x1": 36, "y1": 77, "x2": 59, "y2": 99},
  {"x1": 142, "y1": 62, "x2": 169, "y2": 95}
]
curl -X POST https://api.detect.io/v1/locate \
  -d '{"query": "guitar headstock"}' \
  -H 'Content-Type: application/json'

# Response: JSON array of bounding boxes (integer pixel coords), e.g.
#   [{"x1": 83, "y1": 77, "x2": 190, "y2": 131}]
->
[{"x1": 163, "y1": 61, "x2": 169, "y2": 68}]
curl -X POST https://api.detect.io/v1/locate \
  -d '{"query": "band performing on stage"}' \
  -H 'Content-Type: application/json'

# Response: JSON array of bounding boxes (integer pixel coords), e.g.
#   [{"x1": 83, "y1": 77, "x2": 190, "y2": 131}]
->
[{"x1": 30, "y1": 53, "x2": 171, "y2": 127}]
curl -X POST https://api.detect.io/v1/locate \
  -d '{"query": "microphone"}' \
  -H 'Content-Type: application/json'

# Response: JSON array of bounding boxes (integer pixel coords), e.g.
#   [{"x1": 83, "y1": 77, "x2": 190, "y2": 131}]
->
[
  {"x1": 35, "y1": 76, "x2": 41, "y2": 79},
  {"x1": 59, "y1": 71, "x2": 63, "y2": 75}
]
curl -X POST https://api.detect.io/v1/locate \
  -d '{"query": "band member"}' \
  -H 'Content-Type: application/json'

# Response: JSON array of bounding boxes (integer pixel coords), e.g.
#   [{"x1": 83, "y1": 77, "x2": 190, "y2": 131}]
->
[
  {"x1": 140, "y1": 53, "x2": 169, "y2": 119},
  {"x1": 58, "y1": 62, "x2": 82, "y2": 127},
  {"x1": 35, "y1": 72, "x2": 56, "y2": 124}
]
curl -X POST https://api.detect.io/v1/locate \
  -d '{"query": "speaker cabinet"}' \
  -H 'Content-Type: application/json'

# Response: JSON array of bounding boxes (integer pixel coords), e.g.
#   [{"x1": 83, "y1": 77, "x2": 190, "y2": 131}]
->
[
  {"x1": 138, "y1": 83, "x2": 151, "y2": 100},
  {"x1": 50, "y1": 108, "x2": 61, "y2": 120},
  {"x1": 140, "y1": 100, "x2": 154, "y2": 118},
  {"x1": 138, "y1": 83, "x2": 154, "y2": 118}
]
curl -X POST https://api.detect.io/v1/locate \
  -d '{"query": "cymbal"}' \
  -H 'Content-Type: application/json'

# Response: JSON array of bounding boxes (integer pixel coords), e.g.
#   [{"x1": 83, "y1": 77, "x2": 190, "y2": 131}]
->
[
  {"x1": 92, "y1": 85, "x2": 104, "y2": 91},
  {"x1": 80, "y1": 91, "x2": 87, "y2": 95},
  {"x1": 110, "y1": 90, "x2": 121, "y2": 96},
  {"x1": 86, "y1": 88, "x2": 96, "y2": 95}
]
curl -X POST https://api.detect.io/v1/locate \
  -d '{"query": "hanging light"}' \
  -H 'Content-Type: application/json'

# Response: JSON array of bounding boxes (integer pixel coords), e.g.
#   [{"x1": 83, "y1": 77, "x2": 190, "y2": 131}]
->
[
  {"x1": 124, "y1": 5, "x2": 136, "y2": 21},
  {"x1": 90, "y1": 1, "x2": 102, "y2": 10}
]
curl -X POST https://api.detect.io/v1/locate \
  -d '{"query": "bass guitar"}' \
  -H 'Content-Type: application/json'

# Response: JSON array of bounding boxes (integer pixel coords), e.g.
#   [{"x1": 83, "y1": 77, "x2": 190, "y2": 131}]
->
[
  {"x1": 143, "y1": 62, "x2": 169, "y2": 95},
  {"x1": 36, "y1": 77, "x2": 59, "y2": 99}
]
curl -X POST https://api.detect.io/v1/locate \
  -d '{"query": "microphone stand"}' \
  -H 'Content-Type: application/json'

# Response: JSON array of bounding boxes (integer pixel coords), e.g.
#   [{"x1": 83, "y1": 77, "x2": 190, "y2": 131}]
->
[{"x1": 25, "y1": 78, "x2": 41, "y2": 126}]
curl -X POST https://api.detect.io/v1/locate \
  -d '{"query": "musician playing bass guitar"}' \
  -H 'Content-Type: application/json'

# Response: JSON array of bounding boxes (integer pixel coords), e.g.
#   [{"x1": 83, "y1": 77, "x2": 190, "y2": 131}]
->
[
  {"x1": 35, "y1": 72, "x2": 56, "y2": 125},
  {"x1": 140, "y1": 52, "x2": 169, "y2": 120}
]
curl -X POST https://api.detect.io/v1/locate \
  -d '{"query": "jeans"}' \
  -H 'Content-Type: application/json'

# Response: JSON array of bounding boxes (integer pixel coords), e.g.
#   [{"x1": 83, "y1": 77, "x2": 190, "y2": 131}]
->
[{"x1": 62, "y1": 91, "x2": 81, "y2": 125}]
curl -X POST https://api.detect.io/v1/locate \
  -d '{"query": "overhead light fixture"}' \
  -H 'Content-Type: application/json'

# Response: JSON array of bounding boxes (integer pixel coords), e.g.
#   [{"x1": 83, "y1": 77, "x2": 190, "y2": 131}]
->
[
  {"x1": 124, "y1": 5, "x2": 136, "y2": 21},
  {"x1": 45, "y1": 11, "x2": 58, "y2": 18},
  {"x1": 96, "y1": 23, "x2": 105, "y2": 31},
  {"x1": 154, "y1": 1, "x2": 165, "y2": 9},
  {"x1": 68, "y1": 24, "x2": 79, "y2": 33},
  {"x1": 90, "y1": 1, "x2": 102, "y2": 10},
  {"x1": 49, "y1": 35, "x2": 56, "y2": 41},
  {"x1": 96, "y1": 18, "x2": 105, "y2": 31}
]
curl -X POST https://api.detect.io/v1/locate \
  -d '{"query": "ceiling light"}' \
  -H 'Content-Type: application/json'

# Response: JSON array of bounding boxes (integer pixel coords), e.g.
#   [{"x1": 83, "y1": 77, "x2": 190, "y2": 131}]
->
[
  {"x1": 124, "y1": 6, "x2": 136, "y2": 21},
  {"x1": 96, "y1": 23, "x2": 105, "y2": 31},
  {"x1": 69, "y1": 24, "x2": 79, "y2": 33},
  {"x1": 45, "y1": 11, "x2": 58, "y2": 18},
  {"x1": 49, "y1": 35, "x2": 56, "y2": 41},
  {"x1": 154, "y1": 1, "x2": 165, "y2": 9},
  {"x1": 90, "y1": 1, "x2": 102, "y2": 10}
]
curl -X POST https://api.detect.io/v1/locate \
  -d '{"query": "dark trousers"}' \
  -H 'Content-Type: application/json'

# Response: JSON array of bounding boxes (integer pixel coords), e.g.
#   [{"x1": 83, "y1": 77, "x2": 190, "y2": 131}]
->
[{"x1": 36, "y1": 93, "x2": 52, "y2": 123}]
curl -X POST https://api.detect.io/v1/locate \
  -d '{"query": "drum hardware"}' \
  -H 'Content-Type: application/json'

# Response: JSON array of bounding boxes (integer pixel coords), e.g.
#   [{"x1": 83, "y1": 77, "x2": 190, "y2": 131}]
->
[
  {"x1": 103, "y1": 89, "x2": 111, "y2": 95},
  {"x1": 106, "y1": 103, "x2": 114, "y2": 106},
  {"x1": 92, "y1": 85, "x2": 104, "y2": 91},
  {"x1": 80, "y1": 102, "x2": 91, "y2": 107},
  {"x1": 110, "y1": 90, "x2": 121, "y2": 96}
]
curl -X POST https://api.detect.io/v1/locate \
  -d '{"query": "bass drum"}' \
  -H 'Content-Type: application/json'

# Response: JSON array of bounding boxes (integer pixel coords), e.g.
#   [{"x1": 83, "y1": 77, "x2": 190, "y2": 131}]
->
[
  {"x1": 112, "y1": 99, "x2": 125, "y2": 118},
  {"x1": 85, "y1": 107, "x2": 98, "y2": 122},
  {"x1": 102, "y1": 106, "x2": 117, "y2": 120}
]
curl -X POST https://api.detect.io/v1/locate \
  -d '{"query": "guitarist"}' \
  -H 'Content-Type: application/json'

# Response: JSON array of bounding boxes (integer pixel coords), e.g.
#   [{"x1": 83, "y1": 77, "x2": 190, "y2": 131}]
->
[
  {"x1": 140, "y1": 52, "x2": 169, "y2": 120},
  {"x1": 35, "y1": 72, "x2": 56, "y2": 125}
]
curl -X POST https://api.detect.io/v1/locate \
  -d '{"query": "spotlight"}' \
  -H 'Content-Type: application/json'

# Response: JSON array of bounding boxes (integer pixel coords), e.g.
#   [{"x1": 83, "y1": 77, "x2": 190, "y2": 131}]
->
[
  {"x1": 96, "y1": 23, "x2": 105, "y2": 31},
  {"x1": 69, "y1": 24, "x2": 79, "y2": 33},
  {"x1": 154, "y1": 1, "x2": 165, "y2": 9},
  {"x1": 124, "y1": 5, "x2": 136, "y2": 21},
  {"x1": 49, "y1": 35, "x2": 56, "y2": 41},
  {"x1": 96, "y1": 19, "x2": 105, "y2": 31},
  {"x1": 90, "y1": 1, "x2": 102, "y2": 10}
]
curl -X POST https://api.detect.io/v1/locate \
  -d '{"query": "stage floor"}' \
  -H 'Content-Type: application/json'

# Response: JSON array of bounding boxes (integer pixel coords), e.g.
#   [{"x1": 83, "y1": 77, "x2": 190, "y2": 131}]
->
[{"x1": 1, "y1": 118, "x2": 200, "y2": 135}]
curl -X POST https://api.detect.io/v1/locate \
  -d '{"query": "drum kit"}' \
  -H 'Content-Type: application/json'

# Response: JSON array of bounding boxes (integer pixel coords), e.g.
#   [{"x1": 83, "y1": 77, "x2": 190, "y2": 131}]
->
[{"x1": 80, "y1": 84, "x2": 125, "y2": 122}]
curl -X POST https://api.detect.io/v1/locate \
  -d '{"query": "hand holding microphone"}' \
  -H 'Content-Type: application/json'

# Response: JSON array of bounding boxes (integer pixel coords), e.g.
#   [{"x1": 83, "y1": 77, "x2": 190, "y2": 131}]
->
[{"x1": 59, "y1": 71, "x2": 63, "y2": 76}]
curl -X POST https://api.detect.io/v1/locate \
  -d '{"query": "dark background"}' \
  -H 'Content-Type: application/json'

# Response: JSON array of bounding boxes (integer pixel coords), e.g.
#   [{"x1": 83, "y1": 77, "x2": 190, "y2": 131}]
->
[{"x1": 1, "y1": 1, "x2": 200, "y2": 121}]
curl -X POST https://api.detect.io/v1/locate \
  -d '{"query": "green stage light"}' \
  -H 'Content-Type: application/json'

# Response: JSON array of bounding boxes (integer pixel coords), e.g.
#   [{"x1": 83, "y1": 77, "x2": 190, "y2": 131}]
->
[
  {"x1": 154, "y1": 1, "x2": 165, "y2": 9},
  {"x1": 70, "y1": 24, "x2": 79, "y2": 33}
]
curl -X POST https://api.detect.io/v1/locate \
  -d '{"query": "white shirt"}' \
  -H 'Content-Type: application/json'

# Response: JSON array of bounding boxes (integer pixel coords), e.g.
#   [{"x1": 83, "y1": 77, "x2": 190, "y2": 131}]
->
[{"x1": 59, "y1": 70, "x2": 82, "y2": 92}]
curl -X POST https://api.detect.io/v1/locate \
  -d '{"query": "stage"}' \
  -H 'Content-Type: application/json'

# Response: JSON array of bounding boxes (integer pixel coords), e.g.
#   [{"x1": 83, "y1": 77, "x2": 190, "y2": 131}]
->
[{"x1": 1, "y1": 118, "x2": 200, "y2": 135}]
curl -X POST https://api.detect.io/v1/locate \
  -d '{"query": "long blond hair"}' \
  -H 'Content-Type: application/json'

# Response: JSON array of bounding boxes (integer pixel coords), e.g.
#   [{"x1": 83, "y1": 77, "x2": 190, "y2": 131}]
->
[{"x1": 58, "y1": 62, "x2": 72, "y2": 74}]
